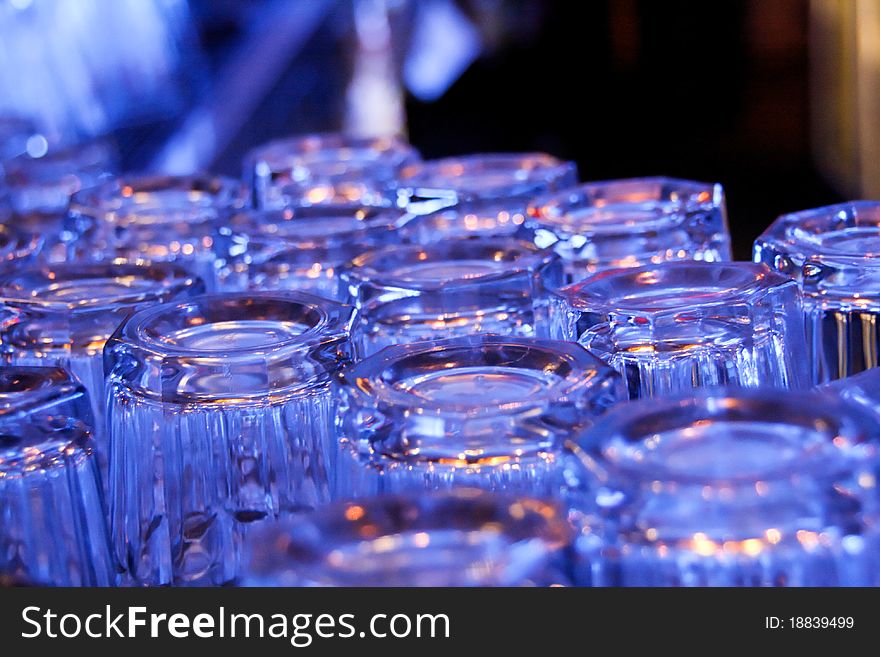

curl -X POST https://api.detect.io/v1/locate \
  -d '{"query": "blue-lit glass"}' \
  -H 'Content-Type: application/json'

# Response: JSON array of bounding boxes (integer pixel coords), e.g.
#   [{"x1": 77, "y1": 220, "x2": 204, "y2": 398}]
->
[
  {"x1": 552, "y1": 261, "x2": 809, "y2": 399},
  {"x1": 1, "y1": 139, "x2": 116, "y2": 262},
  {"x1": 214, "y1": 204, "x2": 405, "y2": 299},
  {"x1": 396, "y1": 153, "x2": 578, "y2": 215},
  {"x1": 0, "y1": 223, "x2": 42, "y2": 266},
  {"x1": 105, "y1": 292, "x2": 353, "y2": 586},
  {"x1": 0, "y1": 366, "x2": 114, "y2": 586},
  {"x1": 334, "y1": 335, "x2": 622, "y2": 499},
  {"x1": 0, "y1": 261, "x2": 203, "y2": 472},
  {"x1": 68, "y1": 174, "x2": 248, "y2": 286},
  {"x1": 754, "y1": 201, "x2": 880, "y2": 383},
  {"x1": 239, "y1": 490, "x2": 572, "y2": 586},
  {"x1": 526, "y1": 177, "x2": 732, "y2": 285},
  {"x1": 397, "y1": 199, "x2": 531, "y2": 244},
  {"x1": 563, "y1": 388, "x2": 880, "y2": 586},
  {"x1": 244, "y1": 133, "x2": 419, "y2": 209},
  {"x1": 817, "y1": 367, "x2": 880, "y2": 418},
  {"x1": 340, "y1": 237, "x2": 563, "y2": 357}
]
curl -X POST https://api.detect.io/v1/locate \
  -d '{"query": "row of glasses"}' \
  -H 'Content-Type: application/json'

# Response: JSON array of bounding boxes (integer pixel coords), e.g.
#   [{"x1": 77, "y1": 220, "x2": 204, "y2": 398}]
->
[
  {"x1": 236, "y1": 383, "x2": 880, "y2": 587},
  {"x1": 8, "y1": 128, "x2": 869, "y2": 587}
]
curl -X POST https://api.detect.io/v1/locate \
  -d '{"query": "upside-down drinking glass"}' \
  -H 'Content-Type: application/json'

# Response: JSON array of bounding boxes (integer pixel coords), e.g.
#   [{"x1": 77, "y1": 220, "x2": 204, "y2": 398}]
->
[
  {"x1": 105, "y1": 292, "x2": 353, "y2": 586},
  {"x1": 214, "y1": 204, "x2": 405, "y2": 299},
  {"x1": 552, "y1": 261, "x2": 810, "y2": 399},
  {"x1": 563, "y1": 388, "x2": 880, "y2": 586},
  {"x1": 67, "y1": 174, "x2": 248, "y2": 286},
  {"x1": 0, "y1": 366, "x2": 114, "y2": 586},
  {"x1": 0, "y1": 261, "x2": 204, "y2": 470},
  {"x1": 1, "y1": 139, "x2": 117, "y2": 261},
  {"x1": 341, "y1": 237, "x2": 563, "y2": 357},
  {"x1": 397, "y1": 199, "x2": 531, "y2": 244},
  {"x1": 239, "y1": 490, "x2": 572, "y2": 586},
  {"x1": 244, "y1": 133, "x2": 419, "y2": 209},
  {"x1": 525, "y1": 177, "x2": 731, "y2": 285},
  {"x1": 395, "y1": 153, "x2": 578, "y2": 215},
  {"x1": 333, "y1": 335, "x2": 622, "y2": 499},
  {"x1": 754, "y1": 201, "x2": 880, "y2": 383}
]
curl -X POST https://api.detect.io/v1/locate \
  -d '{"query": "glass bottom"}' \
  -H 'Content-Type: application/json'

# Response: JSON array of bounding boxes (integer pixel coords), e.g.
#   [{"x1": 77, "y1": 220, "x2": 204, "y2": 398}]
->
[
  {"x1": 109, "y1": 385, "x2": 334, "y2": 586},
  {"x1": 808, "y1": 303, "x2": 880, "y2": 383},
  {"x1": 216, "y1": 265, "x2": 344, "y2": 301},
  {"x1": 353, "y1": 303, "x2": 547, "y2": 357}
]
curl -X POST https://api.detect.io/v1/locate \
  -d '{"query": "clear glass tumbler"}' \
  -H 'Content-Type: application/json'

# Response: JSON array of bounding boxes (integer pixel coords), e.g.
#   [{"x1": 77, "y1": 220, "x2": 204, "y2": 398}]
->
[
  {"x1": 396, "y1": 153, "x2": 578, "y2": 215},
  {"x1": 563, "y1": 388, "x2": 880, "y2": 586},
  {"x1": 214, "y1": 204, "x2": 405, "y2": 299},
  {"x1": 397, "y1": 199, "x2": 531, "y2": 244},
  {"x1": 1, "y1": 139, "x2": 117, "y2": 261},
  {"x1": 67, "y1": 174, "x2": 248, "y2": 286},
  {"x1": 525, "y1": 177, "x2": 732, "y2": 285},
  {"x1": 239, "y1": 490, "x2": 572, "y2": 586},
  {"x1": 754, "y1": 201, "x2": 880, "y2": 383},
  {"x1": 552, "y1": 261, "x2": 810, "y2": 399},
  {"x1": 244, "y1": 133, "x2": 419, "y2": 209},
  {"x1": 0, "y1": 366, "x2": 114, "y2": 586},
  {"x1": 0, "y1": 260, "x2": 204, "y2": 468},
  {"x1": 340, "y1": 237, "x2": 563, "y2": 357},
  {"x1": 333, "y1": 335, "x2": 622, "y2": 499},
  {"x1": 105, "y1": 292, "x2": 354, "y2": 586}
]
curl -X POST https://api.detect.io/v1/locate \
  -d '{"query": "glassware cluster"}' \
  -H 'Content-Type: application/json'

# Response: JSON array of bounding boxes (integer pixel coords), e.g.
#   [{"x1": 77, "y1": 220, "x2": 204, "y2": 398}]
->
[{"x1": 1, "y1": 128, "x2": 879, "y2": 588}]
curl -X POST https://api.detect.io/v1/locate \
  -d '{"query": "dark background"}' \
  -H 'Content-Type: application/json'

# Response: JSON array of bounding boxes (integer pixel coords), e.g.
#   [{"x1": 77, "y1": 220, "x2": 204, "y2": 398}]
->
[{"x1": 401, "y1": 0, "x2": 840, "y2": 259}]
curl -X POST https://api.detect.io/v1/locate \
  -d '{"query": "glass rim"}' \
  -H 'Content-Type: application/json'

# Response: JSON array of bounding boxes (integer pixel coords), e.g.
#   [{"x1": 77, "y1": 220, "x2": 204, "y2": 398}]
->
[
  {"x1": 225, "y1": 204, "x2": 407, "y2": 246},
  {"x1": 338, "y1": 335, "x2": 615, "y2": 417},
  {"x1": 343, "y1": 237, "x2": 559, "y2": 292},
  {"x1": 245, "y1": 132, "x2": 419, "y2": 172},
  {"x1": 0, "y1": 365, "x2": 83, "y2": 418},
  {"x1": 115, "y1": 291, "x2": 353, "y2": 359},
  {"x1": 69, "y1": 173, "x2": 248, "y2": 224},
  {"x1": 0, "y1": 259, "x2": 203, "y2": 313},
  {"x1": 759, "y1": 201, "x2": 880, "y2": 261},
  {"x1": 396, "y1": 152, "x2": 577, "y2": 197},
  {"x1": 398, "y1": 198, "x2": 531, "y2": 234},
  {"x1": 558, "y1": 261, "x2": 793, "y2": 314},
  {"x1": 526, "y1": 176, "x2": 723, "y2": 236},
  {"x1": 572, "y1": 387, "x2": 880, "y2": 487}
]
